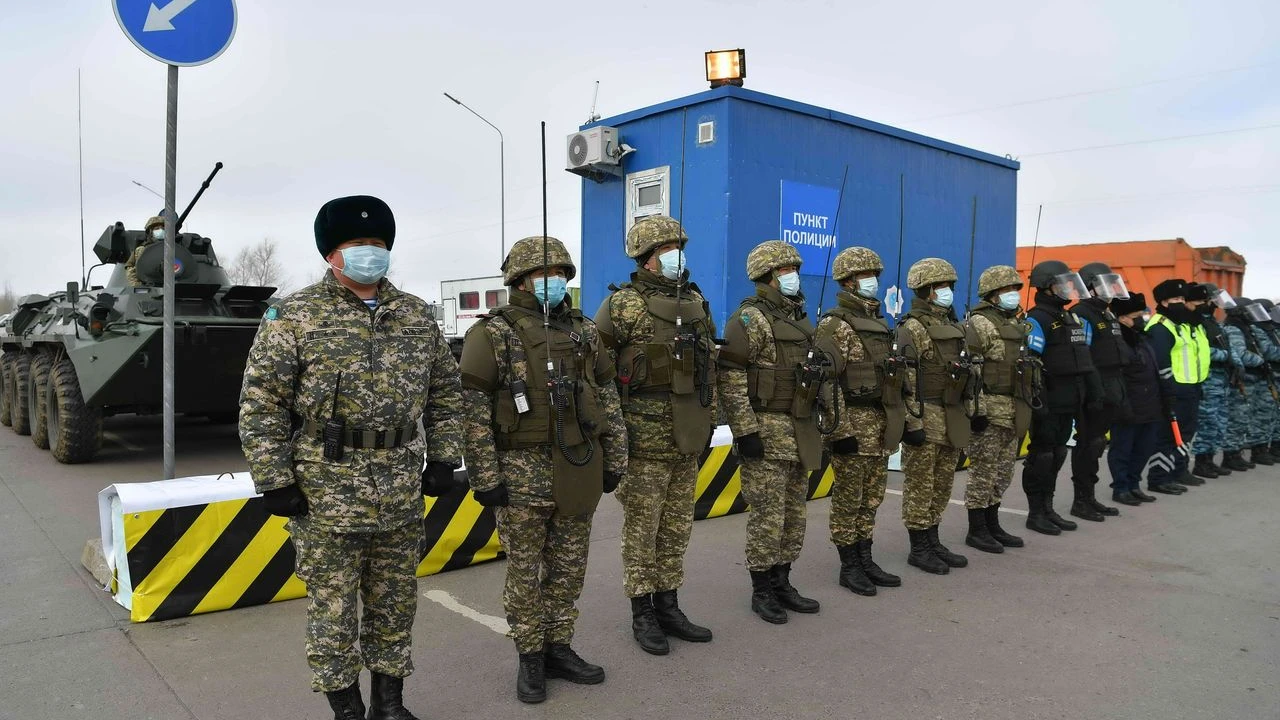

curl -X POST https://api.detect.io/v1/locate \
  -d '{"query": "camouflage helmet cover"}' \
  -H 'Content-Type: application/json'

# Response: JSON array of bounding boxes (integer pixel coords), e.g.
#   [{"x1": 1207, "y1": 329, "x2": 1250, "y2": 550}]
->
[
  {"x1": 978, "y1": 264, "x2": 1023, "y2": 297},
  {"x1": 502, "y1": 235, "x2": 577, "y2": 286},
  {"x1": 746, "y1": 240, "x2": 803, "y2": 280},
  {"x1": 832, "y1": 246, "x2": 884, "y2": 281},
  {"x1": 145, "y1": 215, "x2": 165, "y2": 232},
  {"x1": 626, "y1": 215, "x2": 688, "y2": 259},
  {"x1": 906, "y1": 257, "x2": 958, "y2": 290}
]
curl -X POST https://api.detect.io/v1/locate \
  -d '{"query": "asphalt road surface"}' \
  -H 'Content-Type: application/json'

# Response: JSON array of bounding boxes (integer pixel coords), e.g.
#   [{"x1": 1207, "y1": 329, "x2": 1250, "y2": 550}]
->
[{"x1": 1, "y1": 415, "x2": 1277, "y2": 719}]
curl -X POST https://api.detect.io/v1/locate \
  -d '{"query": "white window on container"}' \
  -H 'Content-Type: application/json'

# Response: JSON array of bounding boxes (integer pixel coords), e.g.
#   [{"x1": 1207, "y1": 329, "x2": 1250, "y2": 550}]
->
[{"x1": 625, "y1": 166, "x2": 670, "y2": 233}]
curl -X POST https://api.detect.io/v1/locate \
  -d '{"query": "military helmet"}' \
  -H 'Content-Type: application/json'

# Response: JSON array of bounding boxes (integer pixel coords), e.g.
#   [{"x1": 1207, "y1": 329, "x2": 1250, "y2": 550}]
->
[
  {"x1": 145, "y1": 215, "x2": 165, "y2": 232},
  {"x1": 1029, "y1": 260, "x2": 1072, "y2": 289},
  {"x1": 626, "y1": 215, "x2": 687, "y2": 259},
  {"x1": 906, "y1": 257, "x2": 958, "y2": 290},
  {"x1": 746, "y1": 240, "x2": 803, "y2": 281},
  {"x1": 977, "y1": 265, "x2": 1023, "y2": 297},
  {"x1": 1078, "y1": 262, "x2": 1112, "y2": 287},
  {"x1": 502, "y1": 235, "x2": 577, "y2": 286},
  {"x1": 832, "y1": 247, "x2": 883, "y2": 282}
]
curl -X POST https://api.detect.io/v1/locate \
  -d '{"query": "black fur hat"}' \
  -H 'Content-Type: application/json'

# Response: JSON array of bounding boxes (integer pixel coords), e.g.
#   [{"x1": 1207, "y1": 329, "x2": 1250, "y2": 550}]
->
[{"x1": 314, "y1": 195, "x2": 396, "y2": 256}]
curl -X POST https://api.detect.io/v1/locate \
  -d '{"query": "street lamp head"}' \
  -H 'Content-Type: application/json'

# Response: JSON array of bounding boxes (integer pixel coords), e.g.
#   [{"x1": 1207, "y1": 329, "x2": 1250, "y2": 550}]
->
[{"x1": 443, "y1": 92, "x2": 462, "y2": 104}]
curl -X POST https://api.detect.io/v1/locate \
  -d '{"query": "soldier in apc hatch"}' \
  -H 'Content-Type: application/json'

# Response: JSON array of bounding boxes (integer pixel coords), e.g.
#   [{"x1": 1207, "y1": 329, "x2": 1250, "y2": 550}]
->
[{"x1": 125, "y1": 215, "x2": 165, "y2": 286}]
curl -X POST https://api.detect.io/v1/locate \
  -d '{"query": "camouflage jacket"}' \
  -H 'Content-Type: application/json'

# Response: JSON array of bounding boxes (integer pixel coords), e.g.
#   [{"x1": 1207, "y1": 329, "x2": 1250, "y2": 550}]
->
[
  {"x1": 595, "y1": 268, "x2": 719, "y2": 459},
  {"x1": 460, "y1": 290, "x2": 628, "y2": 506},
  {"x1": 239, "y1": 272, "x2": 463, "y2": 532},
  {"x1": 965, "y1": 301, "x2": 1027, "y2": 429},
  {"x1": 124, "y1": 240, "x2": 153, "y2": 287},
  {"x1": 815, "y1": 290, "x2": 889, "y2": 456},
  {"x1": 900, "y1": 300, "x2": 962, "y2": 445}
]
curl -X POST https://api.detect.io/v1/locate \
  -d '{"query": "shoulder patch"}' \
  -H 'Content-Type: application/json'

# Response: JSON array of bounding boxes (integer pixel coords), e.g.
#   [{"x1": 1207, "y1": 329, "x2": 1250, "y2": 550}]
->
[{"x1": 264, "y1": 307, "x2": 279, "y2": 321}]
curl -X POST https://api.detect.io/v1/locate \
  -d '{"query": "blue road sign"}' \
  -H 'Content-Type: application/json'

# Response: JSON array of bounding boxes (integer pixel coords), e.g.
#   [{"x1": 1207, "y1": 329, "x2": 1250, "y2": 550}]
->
[
  {"x1": 114, "y1": 0, "x2": 237, "y2": 66},
  {"x1": 779, "y1": 180, "x2": 840, "y2": 273}
]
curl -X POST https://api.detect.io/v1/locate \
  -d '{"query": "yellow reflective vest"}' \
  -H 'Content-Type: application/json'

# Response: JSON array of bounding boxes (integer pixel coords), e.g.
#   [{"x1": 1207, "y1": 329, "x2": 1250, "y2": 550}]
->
[{"x1": 1145, "y1": 314, "x2": 1211, "y2": 384}]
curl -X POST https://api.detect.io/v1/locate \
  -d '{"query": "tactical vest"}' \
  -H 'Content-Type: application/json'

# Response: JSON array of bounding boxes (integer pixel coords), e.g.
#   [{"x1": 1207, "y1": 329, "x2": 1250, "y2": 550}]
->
[
  {"x1": 740, "y1": 296, "x2": 815, "y2": 414},
  {"x1": 968, "y1": 304, "x2": 1025, "y2": 395},
  {"x1": 1230, "y1": 318, "x2": 1267, "y2": 379},
  {"x1": 1144, "y1": 314, "x2": 1210, "y2": 385},
  {"x1": 1074, "y1": 299, "x2": 1132, "y2": 372},
  {"x1": 486, "y1": 305, "x2": 605, "y2": 451},
  {"x1": 903, "y1": 307, "x2": 966, "y2": 404},
  {"x1": 1028, "y1": 304, "x2": 1094, "y2": 377},
  {"x1": 609, "y1": 277, "x2": 716, "y2": 399},
  {"x1": 821, "y1": 302, "x2": 893, "y2": 403}
]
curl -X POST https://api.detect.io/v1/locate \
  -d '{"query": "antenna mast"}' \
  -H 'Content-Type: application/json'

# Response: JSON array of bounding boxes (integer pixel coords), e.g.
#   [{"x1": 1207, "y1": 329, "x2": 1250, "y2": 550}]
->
[
  {"x1": 587, "y1": 81, "x2": 601, "y2": 124},
  {"x1": 78, "y1": 69, "x2": 86, "y2": 290}
]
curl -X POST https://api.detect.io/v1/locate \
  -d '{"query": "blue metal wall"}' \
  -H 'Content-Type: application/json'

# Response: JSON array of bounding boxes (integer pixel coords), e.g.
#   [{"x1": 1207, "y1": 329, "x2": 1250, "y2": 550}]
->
[{"x1": 580, "y1": 87, "x2": 1018, "y2": 329}]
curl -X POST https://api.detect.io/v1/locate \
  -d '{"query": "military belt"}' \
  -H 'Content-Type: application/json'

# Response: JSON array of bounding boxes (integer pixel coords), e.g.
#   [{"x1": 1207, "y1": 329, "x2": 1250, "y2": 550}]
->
[{"x1": 301, "y1": 421, "x2": 418, "y2": 450}]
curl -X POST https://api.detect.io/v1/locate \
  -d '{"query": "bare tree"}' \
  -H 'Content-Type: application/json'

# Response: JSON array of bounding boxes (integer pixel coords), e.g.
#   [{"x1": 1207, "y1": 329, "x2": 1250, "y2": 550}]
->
[
  {"x1": 227, "y1": 238, "x2": 288, "y2": 290},
  {"x1": 0, "y1": 281, "x2": 16, "y2": 315}
]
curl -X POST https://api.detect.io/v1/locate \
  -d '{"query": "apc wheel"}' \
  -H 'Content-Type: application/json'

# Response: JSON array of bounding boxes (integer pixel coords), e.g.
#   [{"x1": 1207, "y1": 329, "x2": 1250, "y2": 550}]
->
[
  {"x1": 0, "y1": 353, "x2": 12, "y2": 427},
  {"x1": 46, "y1": 355, "x2": 102, "y2": 464},
  {"x1": 10, "y1": 351, "x2": 31, "y2": 435},
  {"x1": 29, "y1": 352, "x2": 51, "y2": 450}
]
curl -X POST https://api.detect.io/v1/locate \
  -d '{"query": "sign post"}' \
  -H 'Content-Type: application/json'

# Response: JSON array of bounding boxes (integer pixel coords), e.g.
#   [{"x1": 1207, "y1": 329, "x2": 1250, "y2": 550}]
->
[{"x1": 114, "y1": 0, "x2": 237, "y2": 479}]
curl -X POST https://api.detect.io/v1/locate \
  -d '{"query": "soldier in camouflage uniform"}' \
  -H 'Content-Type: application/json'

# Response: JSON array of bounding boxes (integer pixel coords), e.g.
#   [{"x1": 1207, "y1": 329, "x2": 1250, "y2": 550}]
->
[
  {"x1": 1190, "y1": 284, "x2": 1236, "y2": 478},
  {"x1": 898, "y1": 258, "x2": 978, "y2": 575},
  {"x1": 962, "y1": 265, "x2": 1034, "y2": 553},
  {"x1": 125, "y1": 215, "x2": 165, "y2": 286},
  {"x1": 718, "y1": 240, "x2": 836, "y2": 624},
  {"x1": 1222, "y1": 299, "x2": 1264, "y2": 471},
  {"x1": 1256, "y1": 299, "x2": 1280, "y2": 457},
  {"x1": 1243, "y1": 300, "x2": 1280, "y2": 463},
  {"x1": 459, "y1": 236, "x2": 628, "y2": 704},
  {"x1": 594, "y1": 216, "x2": 716, "y2": 655},
  {"x1": 815, "y1": 247, "x2": 904, "y2": 596},
  {"x1": 240, "y1": 195, "x2": 463, "y2": 720}
]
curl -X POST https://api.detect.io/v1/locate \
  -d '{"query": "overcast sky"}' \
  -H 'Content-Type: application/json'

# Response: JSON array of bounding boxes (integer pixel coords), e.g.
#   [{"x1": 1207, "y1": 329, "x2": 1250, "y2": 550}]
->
[{"x1": 2, "y1": 0, "x2": 1277, "y2": 301}]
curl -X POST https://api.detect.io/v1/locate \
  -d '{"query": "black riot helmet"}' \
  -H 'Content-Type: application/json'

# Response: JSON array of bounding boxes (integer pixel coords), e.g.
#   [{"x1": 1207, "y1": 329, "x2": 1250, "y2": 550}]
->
[
  {"x1": 1079, "y1": 261, "x2": 1130, "y2": 301},
  {"x1": 1029, "y1": 260, "x2": 1071, "y2": 289}
]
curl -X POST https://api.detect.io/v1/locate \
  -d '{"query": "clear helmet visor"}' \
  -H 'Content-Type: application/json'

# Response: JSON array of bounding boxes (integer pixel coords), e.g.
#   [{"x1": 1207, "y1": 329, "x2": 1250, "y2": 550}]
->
[
  {"x1": 1213, "y1": 289, "x2": 1237, "y2": 309},
  {"x1": 1090, "y1": 272, "x2": 1130, "y2": 301},
  {"x1": 1244, "y1": 303, "x2": 1271, "y2": 322},
  {"x1": 1271, "y1": 307, "x2": 1280, "y2": 324},
  {"x1": 1051, "y1": 272, "x2": 1089, "y2": 302}
]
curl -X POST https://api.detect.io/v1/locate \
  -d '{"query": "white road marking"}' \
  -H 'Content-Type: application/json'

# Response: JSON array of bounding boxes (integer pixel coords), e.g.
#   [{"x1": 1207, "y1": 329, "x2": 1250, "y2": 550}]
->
[
  {"x1": 102, "y1": 432, "x2": 143, "y2": 452},
  {"x1": 423, "y1": 589, "x2": 508, "y2": 635},
  {"x1": 883, "y1": 487, "x2": 1029, "y2": 516}
]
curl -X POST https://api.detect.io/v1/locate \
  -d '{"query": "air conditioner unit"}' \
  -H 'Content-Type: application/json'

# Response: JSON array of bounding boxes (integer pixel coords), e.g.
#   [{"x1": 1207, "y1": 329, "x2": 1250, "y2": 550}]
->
[{"x1": 566, "y1": 126, "x2": 619, "y2": 170}]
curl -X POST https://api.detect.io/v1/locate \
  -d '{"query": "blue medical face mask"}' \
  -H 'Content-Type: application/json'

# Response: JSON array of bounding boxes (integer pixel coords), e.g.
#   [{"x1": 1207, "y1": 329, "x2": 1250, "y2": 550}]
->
[
  {"x1": 997, "y1": 290, "x2": 1021, "y2": 311},
  {"x1": 932, "y1": 286, "x2": 954, "y2": 309},
  {"x1": 777, "y1": 271, "x2": 801, "y2": 297},
  {"x1": 856, "y1": 276, "x2": 879, "y2": 299},
  {"x1": 533, "y1": 275, "x2": 568, "y2": 308},
  {"x1": 658, "y1": 248, "x2": 686, "y2": 280},
  {"x1": 336, "y1": 245, "x2": 390, "y2": 285},
  {"x1": 150, "y1": 227, "x2": 165, "y2": 241}
]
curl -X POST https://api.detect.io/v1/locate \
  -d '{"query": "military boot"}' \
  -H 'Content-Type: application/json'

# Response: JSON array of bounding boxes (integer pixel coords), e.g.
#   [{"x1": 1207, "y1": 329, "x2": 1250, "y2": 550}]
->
[
  {"x1": 629, "y1": 595, "x2": 669, "y2": 655},
  {"x1": 1025, "y1": 493, "x2": 1062, "y2": 536},
  {"x1": 770, "y1": 563, "x2": 821, "y2": 613},
  {"x1": 1069, "y1": 481, "x2": 1106, "y2": 521},
  {"x1": 749, "y1": 569, "x2": 787, "y2": 624},
  {"x1": 985, "y1": 504, "x2": 1024, "y2": 547},
  {"x1": 323, "y1": 681, "x2": 365, "y2": 720},
  {"x1": 1223, "y1": 451, "x2": 1251, "y2": 472},
  {"x1": 1192, "y1": 455, "x2": 1219, "y2": 479},
  {"x1": 853, "y1": 539, "x2": 901, "y2": 587},
  {"x1": 367, "y1": 673, "x2": 419, "y2": 720},
  {"x1": 1085, "y1": 481, "x2": 1120, "y2": 516},
  {"x1": 927, "y1": 525, "x2": 969, "y2": 567},
  {"x1": 964, "y1": 508, "x2": 1004, "y2": 554},
  {"x1": 1177, "y1": 468, "x2": 1204, "y2": 486},
  {"x1": 516, "y1": 652, "x2": 546, "y2": 704},
  {"x1": 652, "y1": 589, "x2": 713, "y2": 642},
  {"x1": 544, "y1": 644, "x2": 605, "y2": 685},
  {"x1": 907, "y1": 528, "x2": 949, "y2": 574},
  {"x1": 835, "y1": 544, "x2": 877, "y2": 595},
  {"x1": 1252, "y1": 445, "x2": 1276, "y2": 466},
  {"x1": 1209, "y1": 455, "x2": 1231, "y2": 476},
  {"x1": 1044, "y1": 493, "x2": 1078, "y2": 531}
]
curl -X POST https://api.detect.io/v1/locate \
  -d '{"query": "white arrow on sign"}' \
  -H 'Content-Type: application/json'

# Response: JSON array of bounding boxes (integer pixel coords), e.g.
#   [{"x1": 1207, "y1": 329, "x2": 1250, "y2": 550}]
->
[{"x1": 143, "y1": 0, "x2": 202, "y2": 32}]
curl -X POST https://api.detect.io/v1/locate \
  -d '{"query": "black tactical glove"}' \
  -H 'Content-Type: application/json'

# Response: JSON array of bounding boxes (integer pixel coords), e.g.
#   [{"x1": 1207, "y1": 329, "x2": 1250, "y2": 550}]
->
[
  {"x1": 902, "y1": 428, "x2": 927, "y2": 447},
  {"x1": 831, "y1": 436, "x2": 860, "y2": 455},
  {"x1": 970, "y1": 415, "x2": 990, "y2": 433},
  {"x1": 421, "y1": 462, "x2": 459, "y2": 497},
  {"x1": 603, "y1": 471, "x2": 622, "y2": 494},
  {"x1": 472, "y1": 485, "x2": 510, "y2": 508},
  {"x1": 735, "y1": 432, "x2": 765, "y2": 459},
  {"x1": 261, "y1": 485, "x2": 309, "y2": 518}
]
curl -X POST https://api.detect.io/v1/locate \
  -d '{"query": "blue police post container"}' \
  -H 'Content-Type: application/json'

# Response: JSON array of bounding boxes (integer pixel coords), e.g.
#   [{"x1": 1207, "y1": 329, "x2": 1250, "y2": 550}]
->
[{"x1": 576, "y1": 86, "x2": 1019, "y2": 329}]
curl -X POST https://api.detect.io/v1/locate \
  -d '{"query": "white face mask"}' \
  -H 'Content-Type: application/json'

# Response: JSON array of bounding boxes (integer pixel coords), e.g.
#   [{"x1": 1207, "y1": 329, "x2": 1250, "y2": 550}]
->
[
  {"x1": 856, "y1": 277, "x2": 879, "y2": 299},
  {"x1": 932, "y1": 287, "x2": 954, "y2": 309},
  {"x1": 150, "y1": 228, "x2": 165, "y2": 240},
  {"x1": 777, "y1": 272, "x2": 801, "y2": 297},
  {"x1": 997, "y1": 290, "x2": 1020, "y2": 311}
]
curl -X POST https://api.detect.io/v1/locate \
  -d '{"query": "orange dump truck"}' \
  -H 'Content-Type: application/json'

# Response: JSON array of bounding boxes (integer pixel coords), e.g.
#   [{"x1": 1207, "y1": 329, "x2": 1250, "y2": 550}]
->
[{"x1": 1015, "y1": 239, "x2": 1245, "y2": 302}]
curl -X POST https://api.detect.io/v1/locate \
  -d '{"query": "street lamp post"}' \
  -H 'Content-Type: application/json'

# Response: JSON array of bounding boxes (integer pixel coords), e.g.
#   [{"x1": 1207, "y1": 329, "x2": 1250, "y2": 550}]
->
[
  {"x1": 132, "y1": 179, "x2": 165, "y2": 201},
  {"x1": 443, "y1": 92, "x2": 504, "y2": 262}
]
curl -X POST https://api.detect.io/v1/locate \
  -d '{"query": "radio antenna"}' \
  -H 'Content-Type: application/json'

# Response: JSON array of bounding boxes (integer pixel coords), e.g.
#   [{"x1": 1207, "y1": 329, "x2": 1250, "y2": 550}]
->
[
  {"x1": 77, "y1": 68, "x2": 86, "y2": 290},
  {"x1": 1024, "y1": 204, "x2": 1043, "y2": 308},
  {"x1": 816, "y1": 164, "x2": 850, "y2": 318},
  {"x1": 587, "y1": 81, "x2": 601, "y2": 124}
]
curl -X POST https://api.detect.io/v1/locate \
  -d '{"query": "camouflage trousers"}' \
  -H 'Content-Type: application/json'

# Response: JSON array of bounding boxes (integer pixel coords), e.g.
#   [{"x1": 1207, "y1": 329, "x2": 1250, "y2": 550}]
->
[
  {"x1": 828, "y1": 453, "x2": 888, "y2": 546},
  {"x1": 965, "y1": 425, "x2": 1020, "y2": 509},
  {"x1": 290, "y1": 517, "x2": 420, "y2": 692},
  {"x1": 494, "y1": 504, "x2": 593, "y2": 654},
  {"x1": 614, "y1": 455, "x2": 697, "y2": 597},
  {"x1": 1247, "y1": 379, "x2": 1274, "y2": 447},
  {"x1": 1226, "y1": 381, "x2": 1255, "y2": 451},
  {"x1": 740, "y1": 457, "x2": 809, "y2": 572},
  {"x1": 901, "y1": 443, "x2": 961, "y2": 531},
  {"x1": 1191, "y1": 369, "x2": 1228, "y2": 455}
]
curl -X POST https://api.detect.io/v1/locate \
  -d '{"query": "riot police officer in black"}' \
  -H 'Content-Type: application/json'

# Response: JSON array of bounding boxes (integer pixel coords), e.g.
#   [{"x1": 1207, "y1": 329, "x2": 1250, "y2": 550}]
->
[
  {"x1": 1068, "y1": 262, "x2": 1133, "y2": 521},
  {"x1": 1021, "y1": 261, "x2": 1101, "y2": 535}
]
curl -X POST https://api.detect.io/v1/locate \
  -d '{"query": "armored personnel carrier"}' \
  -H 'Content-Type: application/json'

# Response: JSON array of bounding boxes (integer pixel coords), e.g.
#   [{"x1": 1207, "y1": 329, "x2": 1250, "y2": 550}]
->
[{"x1": 0, "y1": 166, "x2": 276, "y2": 463}]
